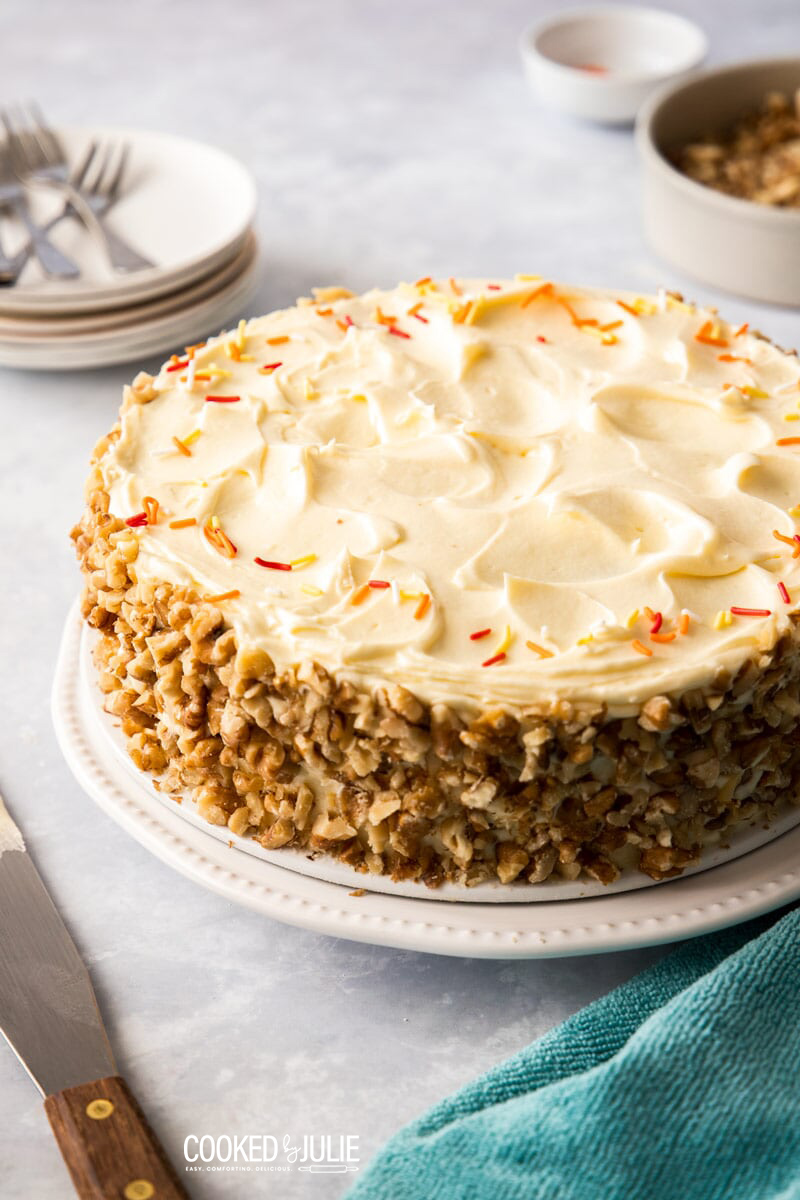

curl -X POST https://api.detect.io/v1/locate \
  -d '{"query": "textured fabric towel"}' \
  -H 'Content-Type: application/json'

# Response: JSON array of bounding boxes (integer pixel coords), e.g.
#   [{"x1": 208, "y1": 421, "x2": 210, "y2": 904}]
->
[{"x1": 346, "y1": 906, "x2": 800, "y2": 1200}]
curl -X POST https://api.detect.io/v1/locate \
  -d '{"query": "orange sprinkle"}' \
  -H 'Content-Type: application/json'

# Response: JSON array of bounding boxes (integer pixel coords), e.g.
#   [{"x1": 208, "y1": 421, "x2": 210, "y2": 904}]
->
[
  {"x1": 718, "y1": 353, "x2": 753, "y2": 365},
  {"x1": 449, "y1": 277, "x2": 462, "y2": 296},
  {"x1": 351, "y1": 584, "x2": 371, "y2": 606},
  {"x1": 521, "y1": 282, "x2": 553, "y2": 308},
  {"x1": 267, "y1": 335, "x2": 289, "y2": 345},
  {"x1": 694, "y1": 319, "x2": 729, "y2": 348},
  {"x1": 616, "y1": 299, "x2": 639, "y2": 317},
  {"x1": 679, "y1": 612, "x2": 690, "y2": 636},
  {"x1": 316, "y1": 307, "x2": 333, "y2": 317},
  {"x1": 192, "y1": 372, "x2": 212, "y2": 382},
  {"x1": 203, "y1": 521, "x2": 237, "y2": 558},
  {"x1": 375, "y1": 306, "x2": 396, "y2": 326},
  {"x1": 482, "y1": 652, "x2": 506, "y2": 668},
  {"x1": 734, "y1": 322, "x2": 749, "y2": 338},
  {"x1": 205, "y1": 590, "x2": 240, "y2": 604},
  {"x1": 776, "y1": 437, "x2": 800, "y2": 446},
  {"x1": 526, "y1": 640, "x2": 553, "y2": 658},
  {"x1": 172, "y1": 435, "x2": 192, "y2": 457},
  {"x1": 414, "y1": 276, "x2": 432, "y2": 287},
  {"x1": 600, "y1": 320, "x2": 623, "y2": 332},
  {"x1": 169, "y1": 517, "x2": 197, "y2": 529},
  {"x1": 143, "y1": 496, "x2": 159, "y2": 525},
  {"x1": 414, "y1": 593, "x2": 431, "y2": 620},
  {"x1": 773, "y1": 529, "x2": 798, "y2": 549},
  {"x1": 650, "y1": 631, "x2": 677, "y2": 644},
  {"x1": 631, "y1": 639, "x2": 653, "y2": 657},
  {"x1": 452, "y1": 300, "x2": 475, "y2": 325}
]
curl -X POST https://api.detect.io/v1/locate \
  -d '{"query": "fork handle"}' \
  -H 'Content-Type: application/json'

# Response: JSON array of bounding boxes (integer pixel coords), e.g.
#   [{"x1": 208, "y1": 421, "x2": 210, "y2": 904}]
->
[
  {"x1": 92, "y1": 212, "x2": 154, "y2": 273},
  {"x1": 11, "y1": 197, "x2": 80, "y2": 279}
]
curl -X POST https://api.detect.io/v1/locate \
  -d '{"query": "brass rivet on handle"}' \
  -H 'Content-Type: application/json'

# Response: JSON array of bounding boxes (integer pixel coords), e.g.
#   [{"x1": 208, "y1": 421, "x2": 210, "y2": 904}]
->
[
  {"x1": 124, "y1": 1182, "x2": 155, "y2": 1200},
  {"x1": 85, "y1": 1098, "x2": 115, "y2": 1120}
]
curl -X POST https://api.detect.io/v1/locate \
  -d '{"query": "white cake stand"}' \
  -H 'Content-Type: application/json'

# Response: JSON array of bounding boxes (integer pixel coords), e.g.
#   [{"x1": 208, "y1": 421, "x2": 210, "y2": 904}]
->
[{"x1": 52, "y1": 601, "x2": 800, "y2": 958}]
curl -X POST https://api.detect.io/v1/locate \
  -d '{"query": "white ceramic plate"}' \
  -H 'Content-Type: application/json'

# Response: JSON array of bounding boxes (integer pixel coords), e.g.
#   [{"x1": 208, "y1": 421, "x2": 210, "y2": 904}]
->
[
  {"x1": 53, "y1": 602, "x2": 800, "y2": 956},
  {"x1": 0, "y1": 233, "x2": 257, "y2": 339},
  {"x1": 0, "y1": 127, "x2": 256, "y2": 316},
  {"x1": 0, "y1": 237, "x2": 260, "y2": 370}
]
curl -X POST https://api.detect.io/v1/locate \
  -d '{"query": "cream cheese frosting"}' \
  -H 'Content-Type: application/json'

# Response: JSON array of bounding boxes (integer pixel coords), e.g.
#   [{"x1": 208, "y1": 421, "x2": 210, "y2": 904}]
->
[{"x1": 101, "y1": 277, "x2": 800, "y2": 715}]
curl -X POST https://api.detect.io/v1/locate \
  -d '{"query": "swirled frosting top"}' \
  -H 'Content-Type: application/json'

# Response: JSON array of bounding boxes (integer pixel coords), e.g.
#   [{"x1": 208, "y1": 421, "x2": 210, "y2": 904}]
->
[{"x1": 101, "y1": 277, "x2": 800, "y2": 715}]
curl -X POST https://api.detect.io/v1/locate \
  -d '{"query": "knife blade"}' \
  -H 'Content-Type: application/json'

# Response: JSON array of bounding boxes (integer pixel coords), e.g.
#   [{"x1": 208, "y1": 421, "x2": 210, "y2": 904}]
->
[
  {"x1": 0, "y1": 791, "x2": 189, "y2": 1199},
  {"x1": 0, "y1": 794, "x2": 115, "y2": 1097}
]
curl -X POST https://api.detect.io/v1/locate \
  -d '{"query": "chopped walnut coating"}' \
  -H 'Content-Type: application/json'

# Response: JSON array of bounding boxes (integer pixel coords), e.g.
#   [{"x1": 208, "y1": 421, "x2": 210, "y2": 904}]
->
[{"x1": 675, "y1": 91, "x2": 800, "y2": 207}]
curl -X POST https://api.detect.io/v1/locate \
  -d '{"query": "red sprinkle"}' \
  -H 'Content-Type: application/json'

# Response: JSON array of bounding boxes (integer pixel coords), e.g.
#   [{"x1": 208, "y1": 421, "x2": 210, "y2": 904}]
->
[
  {"x1": 730, "y1": 606, "x2": 771, "y2": 617},
  {"x1": 388, "y1": 326, "x2": 411, "y2": 339},
  {"x1": 125, "y1": 512, "x2": 148, "y2": 527},
  {"x1": 650, "y1": 611, "x2": 663, "y2": 635},
  {"x1": 411, "y1": 311, "x2": 429, "y2": 323},
  {"x1": 778, "y1": 581, "x2": 791, "y2": 604},
  {"x1": 482, "y1": 652, "x2": 506, "y2": 668},
  {"x1": 487, "y1": 284, "x2": 501, "y2": 291},
  {"x1": 260, "y1": 362, "x2": 283, "y2": 372},
  {"x1": 536, "y1": 336, "x2": 548, "y2": 344},
  {"x1": 254, "y1": 558, "x2": 292, "y2": 571},
  {"x1": 206, "y1": 395, "x2": 241, "y2": 403},
  {"x1": 166, "y1": 359, "x2": 189, "y2": 372},
  {"x1": 470, "y1": 628, "x2": 492, "y2": 641},
  {"x1": 368, "y1": 580, "x2": 391, "y2": 589}
]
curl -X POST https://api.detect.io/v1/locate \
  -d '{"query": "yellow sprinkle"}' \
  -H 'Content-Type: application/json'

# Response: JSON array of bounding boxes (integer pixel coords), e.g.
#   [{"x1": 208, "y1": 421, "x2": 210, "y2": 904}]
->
[
  {"x1": 495, "y1": 625, "x2": 514, "y2": 655},
  {"x1": 235, "y1": 468, "x2": 249, "y2": 476},
  {"x1": 784, "y1": 413, "x2": 800, "y2": 421},
  {"x1": 633, "y1": 297, "x2": 658, "y2": 316},
  {"x1": 665, "y1": 295, "x2": 693, "y2": 313},
  {"x1": 399, "y1": 590, "x2": 420, "y2": 602},
  {"x1": 350, "y1": 393, "x2": 367, "y2": 403},
  {"x1": 290, "y1": 554, "x2": 318, "y2": 569},
  {"x1": 301, "y1": 585, "x2": 324, "y2": 597},
  {"x1": 626, "y1": 609, "x2": 640, "y2": 629},
  {"x1": 304, "y1": 380, "x2": 318, "y2": 401},
  {"x1": 514, "y1": 273, "x2": 542, "y2": 282},
  {"x1": 714, "y1": 610, "x2": 732, "y2": 630},
  {"x1": 236, "y1": 318, "x2": 247, "y2": 350},
  {"x1": 184, "y1": 429, "x2": 201, "y2": 445},
  {"x1": 577, "y1": 634, "x2": 594, "y2": 646},
  {"x1": 741, "y1": 386, "x2": 769, "y2": 399},
  {"x1": 209, "y1": 514, "x2": 220, "y2": 529},
  {"x1": 789, "y1": 505, "x2": 800, "y2": 518}
]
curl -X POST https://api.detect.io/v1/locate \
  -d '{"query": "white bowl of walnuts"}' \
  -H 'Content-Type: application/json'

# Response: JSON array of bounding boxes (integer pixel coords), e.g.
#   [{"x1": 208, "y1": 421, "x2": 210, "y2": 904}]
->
[{"x1": 637, "y1": 58, "x2": 800, "y2": 305}]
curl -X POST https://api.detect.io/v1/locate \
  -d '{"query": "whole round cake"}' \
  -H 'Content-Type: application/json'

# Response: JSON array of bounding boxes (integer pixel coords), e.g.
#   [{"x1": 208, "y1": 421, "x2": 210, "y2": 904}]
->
[{"x1": 73, "y1": 277, "x2": 800, "y2": 887}]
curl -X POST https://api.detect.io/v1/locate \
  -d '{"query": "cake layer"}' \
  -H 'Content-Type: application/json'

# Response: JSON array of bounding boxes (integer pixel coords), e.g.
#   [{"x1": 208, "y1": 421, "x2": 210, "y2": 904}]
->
[{"x1": 100, "y1": 278, "x2": 800, "y2": 716}]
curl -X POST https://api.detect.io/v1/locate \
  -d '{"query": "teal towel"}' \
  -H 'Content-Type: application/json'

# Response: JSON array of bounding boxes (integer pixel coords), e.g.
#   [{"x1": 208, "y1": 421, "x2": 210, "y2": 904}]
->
[{"x1": 347, "y1": 907, "x2": 800, "y2": 1200}]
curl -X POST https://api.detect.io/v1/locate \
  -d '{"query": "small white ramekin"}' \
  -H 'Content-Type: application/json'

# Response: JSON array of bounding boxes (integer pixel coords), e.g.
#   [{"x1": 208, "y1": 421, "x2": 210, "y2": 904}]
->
[
  {"x1": 520, "y1": 6, "x2": 707, "y2": 125},
  {"x1": 637, "y1": 58, "x2": 800, "y2": 306}
]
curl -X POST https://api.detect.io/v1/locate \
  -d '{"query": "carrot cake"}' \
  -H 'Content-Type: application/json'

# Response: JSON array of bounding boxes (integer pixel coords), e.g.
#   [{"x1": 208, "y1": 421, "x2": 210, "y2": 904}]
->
[{"x1": 72, "y1": 278, "x2": 800, "y2": 886}]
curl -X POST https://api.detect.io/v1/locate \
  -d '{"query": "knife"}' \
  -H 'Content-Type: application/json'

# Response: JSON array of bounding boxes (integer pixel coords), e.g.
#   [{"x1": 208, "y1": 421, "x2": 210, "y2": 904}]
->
[{"x1": 0, "y1": 791, "x2": 189, "y2": 1199}]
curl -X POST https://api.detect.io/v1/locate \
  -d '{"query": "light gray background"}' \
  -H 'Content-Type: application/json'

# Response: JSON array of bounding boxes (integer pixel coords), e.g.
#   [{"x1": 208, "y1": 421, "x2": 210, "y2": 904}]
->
[{"x1": 0, "y1": 0, "x2": 797, "y2": 1195}]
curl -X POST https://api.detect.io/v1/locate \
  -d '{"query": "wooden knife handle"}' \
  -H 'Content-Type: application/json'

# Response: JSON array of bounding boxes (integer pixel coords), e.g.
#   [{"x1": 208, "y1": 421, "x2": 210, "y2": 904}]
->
[{"x1": 44, "y1": 1075, "x2": 189, "y2": 1199}]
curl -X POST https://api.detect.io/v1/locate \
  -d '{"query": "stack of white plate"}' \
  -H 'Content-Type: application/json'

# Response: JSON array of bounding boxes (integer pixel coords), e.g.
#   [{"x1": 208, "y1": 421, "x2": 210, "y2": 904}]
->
[{"x1": 0, "y1": 128, "x2": 259, "y2": 370}]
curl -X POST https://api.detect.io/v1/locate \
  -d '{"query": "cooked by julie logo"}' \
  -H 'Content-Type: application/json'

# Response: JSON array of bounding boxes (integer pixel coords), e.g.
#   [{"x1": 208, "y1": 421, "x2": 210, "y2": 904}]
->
[{"x1": 184, "y1": 1133, "x2": 360, "y2": 1173}]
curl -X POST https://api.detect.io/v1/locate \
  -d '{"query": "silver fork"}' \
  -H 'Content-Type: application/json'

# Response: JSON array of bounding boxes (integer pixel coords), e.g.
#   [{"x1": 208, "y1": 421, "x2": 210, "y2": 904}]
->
[
  {"x1": 0, "y1": 129, "x2": 79, "y2": 279},
  {"x1": 3, "y1": 105, "x2": 154, "y2": 274}
]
